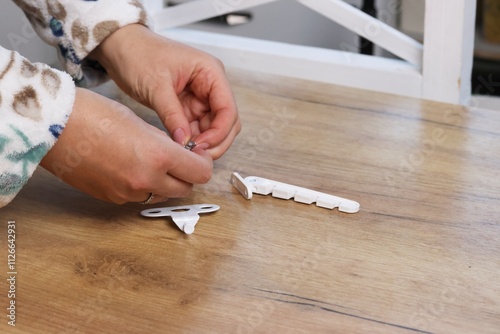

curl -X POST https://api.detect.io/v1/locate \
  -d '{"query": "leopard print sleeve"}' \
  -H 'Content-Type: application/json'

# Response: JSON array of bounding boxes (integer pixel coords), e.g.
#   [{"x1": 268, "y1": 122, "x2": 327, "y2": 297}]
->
[
  {"x1": 0, "y1": 46, "x2": 75, "y2": 207},
  {"x1": 12, "y1": 0, "x2": 150, "y2": 87}
]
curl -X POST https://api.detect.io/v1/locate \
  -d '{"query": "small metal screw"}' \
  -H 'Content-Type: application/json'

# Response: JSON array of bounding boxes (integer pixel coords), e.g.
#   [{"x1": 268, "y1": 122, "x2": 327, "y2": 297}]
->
[{"x1": 184, "y1": 141, "x2": 196, "y2": 151}]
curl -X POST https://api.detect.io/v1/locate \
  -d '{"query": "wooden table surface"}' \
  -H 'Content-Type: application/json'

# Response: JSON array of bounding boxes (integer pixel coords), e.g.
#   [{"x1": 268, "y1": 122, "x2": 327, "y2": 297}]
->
[{"x1": 1, "y1": 69, "x2": 500, "y2": 334}]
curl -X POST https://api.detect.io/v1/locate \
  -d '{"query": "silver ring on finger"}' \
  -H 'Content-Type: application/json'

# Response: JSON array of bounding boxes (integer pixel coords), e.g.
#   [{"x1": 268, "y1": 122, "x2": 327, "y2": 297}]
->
[{"x1": 139, "y1": 193, "x2": 155, "y2": 205}]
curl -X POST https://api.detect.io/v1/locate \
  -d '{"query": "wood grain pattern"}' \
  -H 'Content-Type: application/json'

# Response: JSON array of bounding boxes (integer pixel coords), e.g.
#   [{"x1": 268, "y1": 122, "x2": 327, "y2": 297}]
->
[{"x1": 1, "y1": 69, "x2": 499, "y2": 334}]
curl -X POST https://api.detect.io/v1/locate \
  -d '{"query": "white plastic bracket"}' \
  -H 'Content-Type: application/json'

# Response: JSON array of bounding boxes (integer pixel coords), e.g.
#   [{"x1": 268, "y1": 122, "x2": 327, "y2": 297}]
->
[
  {"x1": 231, "y1": 173, "x2": 360, "y2": 213},
  {"x1": 141, "y1": 204, "x2": 220, "y2": 234}
]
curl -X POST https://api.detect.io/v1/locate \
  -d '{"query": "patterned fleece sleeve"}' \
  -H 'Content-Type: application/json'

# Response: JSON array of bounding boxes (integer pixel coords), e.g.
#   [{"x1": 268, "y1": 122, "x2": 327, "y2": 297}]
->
[
  {"x1": 0, "y1": 46, "x2": 75, "y2": 207},
  {"x1": 0, "y1": 1, "x2": 150, "y2": 207},
  {"x1": 12, "y1": 0, "x2": 150, "y2": 87}
]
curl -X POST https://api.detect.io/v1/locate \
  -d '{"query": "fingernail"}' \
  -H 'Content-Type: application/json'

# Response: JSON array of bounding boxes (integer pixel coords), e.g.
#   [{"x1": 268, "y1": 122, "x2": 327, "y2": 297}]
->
[
  {"x1": 172, "y1": 128, "x2": 186, "y2": 145},
  {"x1": 196, "y1": 142, "x2": 210, "y2": 150}
]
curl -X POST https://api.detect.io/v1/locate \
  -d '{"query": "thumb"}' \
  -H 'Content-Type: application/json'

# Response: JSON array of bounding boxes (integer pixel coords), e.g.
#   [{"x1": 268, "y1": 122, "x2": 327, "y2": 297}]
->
[{"x1": 152, "y1": 86, "x2": 191, "y2": 145}]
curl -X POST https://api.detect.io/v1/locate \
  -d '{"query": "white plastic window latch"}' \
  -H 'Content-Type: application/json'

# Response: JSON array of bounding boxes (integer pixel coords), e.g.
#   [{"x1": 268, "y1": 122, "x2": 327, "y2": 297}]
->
[
  {"x1": 141, "y1": 204, "x2": 220, "y2": 234},
  {"x1": 231, "y1": 173, "x2": 359, "y2": 213}
]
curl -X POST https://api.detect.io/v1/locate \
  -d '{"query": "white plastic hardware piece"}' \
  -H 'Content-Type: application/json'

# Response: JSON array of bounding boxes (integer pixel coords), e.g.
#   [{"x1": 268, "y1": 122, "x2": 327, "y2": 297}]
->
[
  {"x1": 231, "y1": 172, "x2": 253, "y2": 200},
  {"x1": 141, "y1": 204, "x2": 220, "y2": 234},
  {"x1": 231, "y1": 173, "x2": 360, "y2": 213}
]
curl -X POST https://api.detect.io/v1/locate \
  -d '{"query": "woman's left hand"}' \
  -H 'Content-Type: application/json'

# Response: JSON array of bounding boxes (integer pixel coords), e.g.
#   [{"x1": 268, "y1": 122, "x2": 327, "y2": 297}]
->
[{"x1": 90, "y1": 24, "x2": 241, "y2": 159}]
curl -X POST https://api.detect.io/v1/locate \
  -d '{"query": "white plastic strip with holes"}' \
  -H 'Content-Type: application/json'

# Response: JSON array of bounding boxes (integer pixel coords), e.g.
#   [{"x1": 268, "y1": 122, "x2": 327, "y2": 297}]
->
[
  {"x1": 141, "y1": 204, "x2": 220, "y2": 235},
  {"x1": 231, "y1": 173, "x2": 359, "y2": 213}
]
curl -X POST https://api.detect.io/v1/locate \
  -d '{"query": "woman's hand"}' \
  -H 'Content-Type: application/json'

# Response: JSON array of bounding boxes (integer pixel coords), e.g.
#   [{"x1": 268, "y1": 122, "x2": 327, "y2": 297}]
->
[
  {"x1": 41, "y1": 88, "x2": 213, "y2": 204},
  {"x1": 90, "y1": 24, "x2": 241, "y2": 160}
]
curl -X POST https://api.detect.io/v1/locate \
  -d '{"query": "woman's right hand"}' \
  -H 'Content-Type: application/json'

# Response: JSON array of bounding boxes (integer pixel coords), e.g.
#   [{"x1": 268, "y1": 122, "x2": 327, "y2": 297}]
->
[{"x1": 41, "y1": 88, "x2": 213, "y2": 204}]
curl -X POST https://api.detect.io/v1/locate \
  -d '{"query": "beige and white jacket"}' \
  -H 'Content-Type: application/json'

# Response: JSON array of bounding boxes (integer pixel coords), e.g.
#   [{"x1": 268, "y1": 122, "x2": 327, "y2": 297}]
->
[{"x1": 0, "y1": 0, "x2": 149, "y2": 207}]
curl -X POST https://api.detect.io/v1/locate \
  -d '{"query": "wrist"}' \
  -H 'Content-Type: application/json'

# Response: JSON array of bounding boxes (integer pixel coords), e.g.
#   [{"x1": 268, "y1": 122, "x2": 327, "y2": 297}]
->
[{"x1": 89, "y1": 24, "x2": 149, "y2": 72}]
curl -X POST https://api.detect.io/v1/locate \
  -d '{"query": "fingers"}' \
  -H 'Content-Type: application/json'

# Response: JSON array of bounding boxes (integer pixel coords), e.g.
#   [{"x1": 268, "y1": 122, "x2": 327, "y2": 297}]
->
[
  {"x1": 127, "y1": 136, "x2": 213, "y2": 204},
  {"x1": 153, "y1": 85, "x2": 192, "y2": 145},
  {"x1": 192, "y1": 110, "x2": 241, "y2": 160},
  {"x1": 205, "y1": 117, "x2": 241, "y2": 160},
  {"x1": 151, "y1": 149, "x2": 211, "y2": 198},
  {"x1": 136, "y1": 175, "x2": 190, "y2": 204},
  {"x1": 148, "y1": 195, "x2": 169, "y2": 205},
  {"x1": 119, "y1": 159, "x2": 210, "y2": 205},
  {"x1": 166, "y1": 141, "x2": 213, "y2": 184},
  {"x1": 136, "y1": 193, "x2": 169, "y2": 205},
  {"x1": 193, "y1": 75, "x2": 240, "y2": 151}
]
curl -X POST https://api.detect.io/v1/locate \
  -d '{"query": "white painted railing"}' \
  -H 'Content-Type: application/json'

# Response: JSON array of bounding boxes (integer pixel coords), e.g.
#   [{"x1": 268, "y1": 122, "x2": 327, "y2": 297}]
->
[{"x1": 143, "y1": 0, "x2": 476, "y2": 105}]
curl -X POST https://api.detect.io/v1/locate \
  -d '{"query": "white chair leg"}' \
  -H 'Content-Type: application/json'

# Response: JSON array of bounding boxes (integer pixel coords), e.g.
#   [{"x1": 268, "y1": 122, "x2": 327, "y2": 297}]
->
[
  {"x1": 151, "y1": 0, "x2": 477, "y2": 106},
  {"x1": 422, "y1": 0, "x2": 477, "y2": 105}
]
